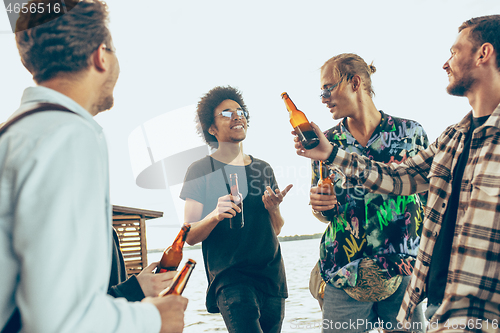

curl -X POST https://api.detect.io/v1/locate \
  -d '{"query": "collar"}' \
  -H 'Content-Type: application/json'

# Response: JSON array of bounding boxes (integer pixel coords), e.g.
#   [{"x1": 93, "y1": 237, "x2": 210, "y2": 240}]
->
[
  {"x1": 15, "y1": 86, "x2": 102, "y2": 133},
  {"x1": 455, "y1": 102, "x2": 500, "y2": 134},
  {"x1": 338, "y1": 110, "x2": 389, "y2": 141}
]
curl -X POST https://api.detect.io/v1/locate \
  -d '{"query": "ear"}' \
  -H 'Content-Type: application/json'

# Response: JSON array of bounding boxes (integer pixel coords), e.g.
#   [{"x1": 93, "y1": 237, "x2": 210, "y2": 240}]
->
[
  {"x1": 91, "y1": 43, "x2": 108, "y2": 73},
  {"x1": 352, "y1": 75, "x2": 362, "y2": 92},
  {"x1": 208, "y1": 124, "x2": 216, "y2": 136},
  {"x1": 477, "y1": 43, "x2": 495, "y2": 66}
]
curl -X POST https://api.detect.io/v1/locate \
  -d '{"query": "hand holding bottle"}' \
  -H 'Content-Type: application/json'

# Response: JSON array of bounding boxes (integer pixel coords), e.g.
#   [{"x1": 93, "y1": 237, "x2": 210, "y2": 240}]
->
[
  {"x1": 293, "y1": 122, "x2": 334, "y2": 161},
  {"x1": 212, "y1": 194, "x2": 241, "y2": 222},
  {"x1": 282, "y1": 92, "x2": 320, "y2": 150},
  {"x1": 137, "y1": 261, "x2": 177, "y2": 297},
  {"x1": 310, "y1": 161, "x2": 337, "y2": 212},
  {"x1": 310, "y1": 185, "x2": 337, "y2": 212}
]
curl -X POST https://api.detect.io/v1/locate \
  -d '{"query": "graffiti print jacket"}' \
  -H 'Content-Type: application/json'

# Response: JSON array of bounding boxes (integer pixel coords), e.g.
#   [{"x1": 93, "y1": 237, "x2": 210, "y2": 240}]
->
[{"x1": 312, "y1": 110, "x2": 429, "y2": 288}]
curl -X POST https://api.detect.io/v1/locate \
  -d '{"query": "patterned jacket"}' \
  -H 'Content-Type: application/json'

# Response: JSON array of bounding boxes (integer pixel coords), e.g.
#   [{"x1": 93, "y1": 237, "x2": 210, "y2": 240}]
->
[
  {"x1": 311, "y1": 111, "x2": 428, "y2": 289},
  {"x1": 325, "y1": 104, "x2": 500, "y2": 325}
]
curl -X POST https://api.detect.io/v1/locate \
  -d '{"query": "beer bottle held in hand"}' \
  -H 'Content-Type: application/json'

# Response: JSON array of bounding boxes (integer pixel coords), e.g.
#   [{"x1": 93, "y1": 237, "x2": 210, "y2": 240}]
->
[
  {"x1": 317, "y1": 160, "x2": 334, "y2": 195},
  {"x1": 281, "y1": 92, "x2": 320, "y2": 150},
  {"x1": 156, "y1": 224, "x2": 191, "y2": 273},
  {"x1": 159, "y1": 259, "x2": 196, "y2": 296},
  {"x1": 229, "y1": 173, "x2": 244, "y2": 229}
]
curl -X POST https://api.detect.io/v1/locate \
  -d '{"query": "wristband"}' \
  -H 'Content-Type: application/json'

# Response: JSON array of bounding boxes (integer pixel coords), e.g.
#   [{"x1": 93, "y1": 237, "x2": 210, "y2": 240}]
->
[{"x1": 324, "y1": 144, "x2": 339, "y2": 166}]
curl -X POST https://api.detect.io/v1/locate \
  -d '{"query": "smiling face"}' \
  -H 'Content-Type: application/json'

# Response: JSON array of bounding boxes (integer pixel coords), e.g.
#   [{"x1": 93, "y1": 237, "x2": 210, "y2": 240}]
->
[
  {"x1": 320, "y1": 64, "x2": 357, "y2": 120},
  {"x1": 209, "y1": 99, "x2": 248, "y2": 145},
  {"x1": 443, "y1": 28, "x2": 477, "y2": 97}
]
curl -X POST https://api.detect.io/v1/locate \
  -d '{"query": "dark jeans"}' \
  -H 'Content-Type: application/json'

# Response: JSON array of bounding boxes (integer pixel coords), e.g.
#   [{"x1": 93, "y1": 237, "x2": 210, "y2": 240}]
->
[{"x1": 216, "y1": 283, "x2": 285, "y2": 333}]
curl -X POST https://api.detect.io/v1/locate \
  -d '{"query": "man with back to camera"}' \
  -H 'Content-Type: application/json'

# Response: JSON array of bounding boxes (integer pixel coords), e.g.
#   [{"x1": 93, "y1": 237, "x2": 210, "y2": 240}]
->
[
  {"x1": 294, "y1": 15, "x2": 500, "y2": 333},
  {"x1": 0, "y1": 1, "x2": 187, "y2": 332},
  {"x1": 180, "y1": 86, "x2": 293, "y2": 333}
]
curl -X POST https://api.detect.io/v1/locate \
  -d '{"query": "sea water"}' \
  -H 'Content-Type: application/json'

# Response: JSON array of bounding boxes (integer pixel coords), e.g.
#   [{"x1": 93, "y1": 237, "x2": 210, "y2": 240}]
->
[{"x1": 148, "y1": 238, "x2": 413, "y2": 332}]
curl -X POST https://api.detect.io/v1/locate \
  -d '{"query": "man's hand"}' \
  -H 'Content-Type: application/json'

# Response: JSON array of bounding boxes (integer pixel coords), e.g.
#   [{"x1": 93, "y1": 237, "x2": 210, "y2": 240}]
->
[
  {"x1": 294, "y1": 122, "x2": 334, "y2": 160},
  {"x1": 136, "y1": 261, "x2": 177, "y2": 297},
  {"x1": 262, "y1": 184, "x2": 293, "y2": 212},
  {"x1": 142, "y1": 295, "x2": 188, "y2": 333},
  {"x1": 212, "y1": 194, "x2": 241, "y2": 222},
  {"x1": 310, "y1": 184, "x2": 337, "y2": 212}
]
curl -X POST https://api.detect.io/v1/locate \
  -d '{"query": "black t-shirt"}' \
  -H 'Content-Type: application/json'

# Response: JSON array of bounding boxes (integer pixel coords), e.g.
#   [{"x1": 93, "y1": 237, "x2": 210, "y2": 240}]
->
[
  {"x1": 180, "y1": 155, "x2": 288, "y2": 313},
  {"x1": 427, "y1": 114, "x2": 490, "y2": 305}
]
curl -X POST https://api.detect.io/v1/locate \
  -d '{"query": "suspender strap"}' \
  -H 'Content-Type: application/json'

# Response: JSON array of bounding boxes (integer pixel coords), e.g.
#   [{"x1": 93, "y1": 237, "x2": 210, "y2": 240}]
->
[
  {"x1": 210, "y1": 156, "x2": 231, "y2": 194},
  {"x1": 0, "y1": 102, "x2": 74, "y2": 136},
  {"x1": 0, "y1": 102, "x2": 75, "y2": 333}
]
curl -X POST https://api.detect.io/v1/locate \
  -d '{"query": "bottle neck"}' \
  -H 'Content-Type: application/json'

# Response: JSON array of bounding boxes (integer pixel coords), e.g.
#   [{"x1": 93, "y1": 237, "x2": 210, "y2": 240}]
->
[
  {"x1": 172, "y1": 240, "x2": 185, "y2": 251},
  {"x1": 283, "y1": 97, "x2": 309, "y2": 127},
  {"x1": 284, "y1": 99, "x2": 298, "y2": 114},
  {"x1": 161, "y1": 260, "x2": 196, "y2": 296},
  {"x1": 170, "y1": 225, "x2": 189, "y2": 251}
]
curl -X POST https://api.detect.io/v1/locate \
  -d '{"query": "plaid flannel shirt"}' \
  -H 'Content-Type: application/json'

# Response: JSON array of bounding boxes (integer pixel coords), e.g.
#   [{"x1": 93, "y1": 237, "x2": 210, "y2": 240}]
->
[{"x1": 327, "y1": 103, "x2": 500, "y2": 326}]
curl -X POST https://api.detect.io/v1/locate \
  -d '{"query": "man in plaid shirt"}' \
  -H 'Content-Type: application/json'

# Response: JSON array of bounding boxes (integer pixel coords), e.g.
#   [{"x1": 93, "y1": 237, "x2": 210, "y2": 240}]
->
[{"x1": 294, "y1": 15, "x2": 500, "y2": 333}]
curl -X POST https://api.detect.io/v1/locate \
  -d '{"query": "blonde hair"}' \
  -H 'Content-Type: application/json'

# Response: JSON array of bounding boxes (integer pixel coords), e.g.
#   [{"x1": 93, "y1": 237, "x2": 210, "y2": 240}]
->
[{"x1": 321, "y1": 53, "x2": 376, "y2": 97}]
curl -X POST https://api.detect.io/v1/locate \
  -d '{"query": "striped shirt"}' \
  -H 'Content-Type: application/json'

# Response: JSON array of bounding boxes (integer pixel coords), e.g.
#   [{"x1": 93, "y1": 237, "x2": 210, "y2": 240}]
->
[{"x1": 325, "y1": 103, "x2": 500, "y2": 325}]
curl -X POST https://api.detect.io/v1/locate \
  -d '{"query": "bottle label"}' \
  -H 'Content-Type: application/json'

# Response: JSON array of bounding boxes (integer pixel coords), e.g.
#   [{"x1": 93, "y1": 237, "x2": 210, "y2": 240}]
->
[{"x1": 158, "y1": 266, "x2": 178, "y2": 273}]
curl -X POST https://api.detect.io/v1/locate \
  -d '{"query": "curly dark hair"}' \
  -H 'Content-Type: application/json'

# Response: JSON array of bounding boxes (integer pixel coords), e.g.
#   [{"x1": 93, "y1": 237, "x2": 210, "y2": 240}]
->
[
  {"x1": 196, "y1": 86, "x2": 250, "y2": 149},
  {"x1": 15, "y1": 0, "x2": 111, "y2": 83},
  {"x1": 459, "y1": 15, "x2": 500, "y2": 71}
]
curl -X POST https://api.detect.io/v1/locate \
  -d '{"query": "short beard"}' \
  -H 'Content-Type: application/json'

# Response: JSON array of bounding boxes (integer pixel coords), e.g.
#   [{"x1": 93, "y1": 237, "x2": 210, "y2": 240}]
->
[
  {"x1": 446, "y1": 57, "x2": 475, "y2": 97},
  {"x1": 92, "y1": 77, "x2": 116, "y2": 114},
  {"x1": 446, "y1": 76, "x2": 475, "y2": 96},
  {"x1": 94, "y1": 95, "x2": 114, "y2": 113}
]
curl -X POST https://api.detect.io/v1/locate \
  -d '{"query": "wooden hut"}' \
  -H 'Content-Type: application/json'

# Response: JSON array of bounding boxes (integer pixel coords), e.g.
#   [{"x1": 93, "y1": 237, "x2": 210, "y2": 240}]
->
[{"x1": 112, "y1": 205, "x2": 163, "y2": 275}]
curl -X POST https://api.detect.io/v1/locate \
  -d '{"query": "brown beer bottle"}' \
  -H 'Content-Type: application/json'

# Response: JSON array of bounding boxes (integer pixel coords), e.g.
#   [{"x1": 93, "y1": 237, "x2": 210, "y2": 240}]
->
[
  {"x1": 159, "y1": 259, "x2": 196, "y2": 296},
  {"x1": 317, "y1": 160, "x2": 334, "y2": 195},
  {"x1": 156, "y1": 224, "x2": 191, "y2": 273},
  {"x1": 281, "y1": 92, "x2": 320, "y2": 150},
  {"x1": 229, "y1": 173, "x2": 244, "y2": 229}
]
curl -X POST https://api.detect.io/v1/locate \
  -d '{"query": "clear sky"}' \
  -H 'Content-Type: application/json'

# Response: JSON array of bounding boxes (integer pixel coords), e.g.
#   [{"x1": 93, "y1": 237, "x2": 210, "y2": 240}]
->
[{"x1": 1, "y1": 0, "x2": 500, "y2": 249}]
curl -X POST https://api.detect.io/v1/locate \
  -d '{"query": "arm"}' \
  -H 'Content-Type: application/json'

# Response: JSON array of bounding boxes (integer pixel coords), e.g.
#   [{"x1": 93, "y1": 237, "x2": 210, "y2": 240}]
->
[
  {"x1": 295, "y1": 122, "x2": 433, "y2": 196},
  {"x1": 184, "y1": 195, "x2": 240, "y2": 245},
  {"x1": 108, "y1": 274, "x2": 145, "y2": 301},
  {"x1": 109, "y1": 227, "x2": 176, "y2": 299},
  {"x1": 108, "y1": 227, "x2": 145, "y2": 301},
  {"x1": 262, "y1": 184, "x2": 293, "y2": 235},
  {"x1": 415, "y1": 124, "x2": 430, "y2": 213}
]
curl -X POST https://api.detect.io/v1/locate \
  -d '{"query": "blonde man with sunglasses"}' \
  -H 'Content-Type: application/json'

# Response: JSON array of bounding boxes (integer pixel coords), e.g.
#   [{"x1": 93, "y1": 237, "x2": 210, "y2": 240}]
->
[{"x1": 309, "y1": 54, "x2": 428, "y2": 333}]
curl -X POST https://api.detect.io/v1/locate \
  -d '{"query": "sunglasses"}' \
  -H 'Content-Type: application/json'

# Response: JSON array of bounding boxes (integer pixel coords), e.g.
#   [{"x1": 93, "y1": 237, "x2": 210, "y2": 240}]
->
[
  {"x1": 216, "y1": 109, "x2": 249, "y2": 119},
  {"x1": 319, "y1": 80, "x2": 342, "y2": 99}
]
